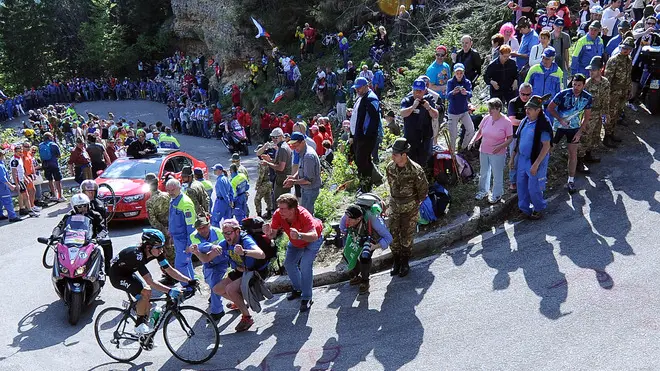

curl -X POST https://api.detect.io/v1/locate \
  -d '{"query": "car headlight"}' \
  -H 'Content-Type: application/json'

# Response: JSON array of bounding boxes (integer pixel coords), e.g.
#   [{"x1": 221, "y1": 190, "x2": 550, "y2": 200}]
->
[
  {"x1": 123, "y1": 194, "x2": 145, "y2": 203},
  {"x1": 75, "y1": 266, "x2": 85, "y2": 276},
  {"x1": 60, "y1": 265, "x2": 69, "y2": 274}
]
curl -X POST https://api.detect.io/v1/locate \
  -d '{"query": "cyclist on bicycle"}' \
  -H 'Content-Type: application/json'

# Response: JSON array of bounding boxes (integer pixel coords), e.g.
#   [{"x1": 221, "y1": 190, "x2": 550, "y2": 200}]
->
[
  {"x1": 80, "y1": 179, "x2": 113, "y2": 274},
  {"x1": 109, "y1": 229, "x2": 197, "y2": 334}
]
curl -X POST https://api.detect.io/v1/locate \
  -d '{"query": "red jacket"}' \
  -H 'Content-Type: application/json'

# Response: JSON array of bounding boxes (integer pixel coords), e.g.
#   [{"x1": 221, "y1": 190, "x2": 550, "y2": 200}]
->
[
  {"x1": 244, "y1": 113, "x2": 252, "y2": 127},
  {"x1": 270, "y1": 117, "x2": 280, "y2": 130},
  {"x1": 303, "y1": 27, "x2": 316, "y2": 43},
  {"x1": 231, "y1": 87, "x2": 241, "y2": 105},
  {"x1": 280, "y1": 118, "x2": 294, "y2": 134},
  {"x1": 312, "y1": 133, "x2": 325, "y2": 156},
  {"x1": 260, "y1": 113, "x2": 271, "y2": 129},
  {"x1": 213, "y1": 108, "x2": 222, "y2": 124},
  {"x1": 237, "y1": 111, "x2": 246, "y2": 127}
]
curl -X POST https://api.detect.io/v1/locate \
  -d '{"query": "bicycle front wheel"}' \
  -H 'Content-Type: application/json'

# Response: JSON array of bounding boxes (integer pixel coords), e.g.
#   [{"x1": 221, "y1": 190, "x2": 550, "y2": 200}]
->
[
  {"x1": 163, "y1": 306, "x2": 219, "y2": 364},
  {"x1": 42, "y1": 245, "x2": 55, "y2": 269},
  {"x1": 95, "y1": 307, "x2": 142, "y2": 362}
]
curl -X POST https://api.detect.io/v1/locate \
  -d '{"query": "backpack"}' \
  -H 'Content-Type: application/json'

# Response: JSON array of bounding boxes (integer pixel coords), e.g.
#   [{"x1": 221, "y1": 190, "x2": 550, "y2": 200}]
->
[
  {"x1": 429, "y1": 183, "x2": 451, "y2": 217},
  {"x1": 241, "y1": 217, "x2": 280, "y2": 275},
  {"x1": 355, "y1": 193, "x2": 384, "y2": 217},
  {"x1": 39, "y1": 142, "x2": 53, "y2": 161},
  {"x1": 418, "y1": 196, "x2": 437, "y2": 225}
]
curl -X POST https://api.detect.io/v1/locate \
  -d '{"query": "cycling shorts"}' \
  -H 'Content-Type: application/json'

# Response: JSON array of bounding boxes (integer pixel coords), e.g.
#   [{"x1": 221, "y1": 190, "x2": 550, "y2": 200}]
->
[{"x1": 110, "y1": 272, "x2": 147, "y2": 298}]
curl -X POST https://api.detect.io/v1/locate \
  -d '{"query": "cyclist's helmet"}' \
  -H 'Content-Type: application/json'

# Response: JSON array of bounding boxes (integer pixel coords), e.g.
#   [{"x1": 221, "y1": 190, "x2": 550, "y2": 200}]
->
[
  {"x1": 71, "y1": 193, "x2": 91, "y2": 214},
  {"x1": 80, "y1": 179, "x2": 99, "y2": 195},
  {"x1": 141, "y1": 229, "x2": 166, "y2": 249}
]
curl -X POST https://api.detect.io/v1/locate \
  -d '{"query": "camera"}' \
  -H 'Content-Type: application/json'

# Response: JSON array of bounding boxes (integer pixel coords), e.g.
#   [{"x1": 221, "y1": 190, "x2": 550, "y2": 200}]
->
[{"x1": 360, "y1": 237, "x2": 373, "y2": 259}]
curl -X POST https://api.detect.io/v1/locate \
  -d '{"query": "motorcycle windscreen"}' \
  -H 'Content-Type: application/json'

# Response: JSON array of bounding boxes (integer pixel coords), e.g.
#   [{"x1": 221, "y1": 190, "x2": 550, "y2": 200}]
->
[{"x1": 63, "y1": 215, "x2": 93, "y2": 247}]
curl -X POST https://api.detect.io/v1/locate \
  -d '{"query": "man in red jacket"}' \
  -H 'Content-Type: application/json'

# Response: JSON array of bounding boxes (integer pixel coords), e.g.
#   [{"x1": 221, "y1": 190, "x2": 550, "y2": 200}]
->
[
  {"x1": 231, "y1": 85, "x2": 241, "y2": 107},
  {"x1": 242, "y1": 108, "x2": 253, "y2": 145},
  {"x1": 212, "y1": 104, "x2": 222, "y2": 138},
  {"x1": 280, "y1": 114, "x2": 294, "y2": 135},
  {"x1": 260, "y1": 109, "x2": 271, "y2": 142},
  {"x1": 303, "y1": 23, "x2": 316, "y2": 61}
]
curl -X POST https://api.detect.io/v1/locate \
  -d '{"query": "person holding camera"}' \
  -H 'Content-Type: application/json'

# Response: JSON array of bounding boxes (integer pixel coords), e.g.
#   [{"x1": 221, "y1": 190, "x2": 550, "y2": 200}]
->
[{"x1": 340, "y1": 204, "x2": 392, "y2": 294}]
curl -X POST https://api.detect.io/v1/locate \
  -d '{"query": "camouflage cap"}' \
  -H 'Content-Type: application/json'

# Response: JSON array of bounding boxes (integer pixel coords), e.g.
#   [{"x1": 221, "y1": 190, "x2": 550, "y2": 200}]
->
[
  {"x1": 622, "y1": 37, "x2": 635, "y2": 49},
  {"x1": 525, "y1": 94, "x2": 552, "y2": 109}
]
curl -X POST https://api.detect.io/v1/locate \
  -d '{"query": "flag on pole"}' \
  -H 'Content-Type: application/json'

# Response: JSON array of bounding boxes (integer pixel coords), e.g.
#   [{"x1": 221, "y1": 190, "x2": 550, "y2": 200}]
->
[
  {"x1": 251, "y1": 17, "x2": 270, "y2": 39},
  {"x1": 271, "y1": 89, "x2": 285, "y2": 104}
]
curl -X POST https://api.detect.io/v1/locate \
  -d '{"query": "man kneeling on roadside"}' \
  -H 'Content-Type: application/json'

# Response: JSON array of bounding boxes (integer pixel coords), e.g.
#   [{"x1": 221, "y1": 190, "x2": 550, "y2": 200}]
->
[
  {"x1": 340, "y1": 204, "x2": 393, "y2": 294},
  {"x1": 188, "y1": 218, "x2": 266, "y2": 332}
]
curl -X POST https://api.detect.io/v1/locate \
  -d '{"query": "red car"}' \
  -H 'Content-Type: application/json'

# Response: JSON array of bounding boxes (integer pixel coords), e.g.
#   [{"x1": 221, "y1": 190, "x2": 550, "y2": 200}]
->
[{"x1": 95, "y1": 149, "x2": 208, "y2": 221}]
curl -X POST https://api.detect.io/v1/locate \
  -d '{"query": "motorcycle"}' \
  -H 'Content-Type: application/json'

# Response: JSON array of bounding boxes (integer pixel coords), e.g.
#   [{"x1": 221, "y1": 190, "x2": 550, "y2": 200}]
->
[
  {"x1": 37, "y1": 214, "x2": 105, "y2": 325},
  {"x1": 640, "y1": 45, "x2": 660, "y2": 115},
  {"x1": 220, "y1": 119, "x2": 249, "y2": 156}
]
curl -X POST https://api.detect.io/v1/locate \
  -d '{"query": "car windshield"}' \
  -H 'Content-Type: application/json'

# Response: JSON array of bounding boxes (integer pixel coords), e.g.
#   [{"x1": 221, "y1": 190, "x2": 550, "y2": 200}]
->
[{"x1": 99, "y1": 158, "x2": 162, "y2": 179}]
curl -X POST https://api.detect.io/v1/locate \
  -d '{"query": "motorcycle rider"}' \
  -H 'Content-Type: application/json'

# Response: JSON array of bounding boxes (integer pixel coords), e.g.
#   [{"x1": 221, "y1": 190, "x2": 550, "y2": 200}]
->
[
  {"x1": 50, "y1": 194, "x2": 106, "y2": 276},
  {"x1": 109, "y1": 229, "x2": 197, "y2": 334},
  {"x1": 80, "y1": 179, "x2": 113, "y2": 274}
]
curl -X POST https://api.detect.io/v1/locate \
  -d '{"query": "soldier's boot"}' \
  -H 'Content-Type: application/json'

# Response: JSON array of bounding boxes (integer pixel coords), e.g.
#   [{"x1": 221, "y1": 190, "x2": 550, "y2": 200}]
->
[
  {"x1": 398, "y1": 256, "x2": 410, "y2": 277},
  {"x1": 390, "y1": 254, "x2": 401, "y2": 276},
  {"x1": 262, "y1": 211, "x2": 272, "y2": 219},
  {"x1": 603, "y1": 135, "x2": 618, "y2": 148},
  {"x1": 576, "y1": 158, "x2": 591, "y2": 174},
  {"x1": 584, "y1": 151, "x2": 601, "y2": 164}
]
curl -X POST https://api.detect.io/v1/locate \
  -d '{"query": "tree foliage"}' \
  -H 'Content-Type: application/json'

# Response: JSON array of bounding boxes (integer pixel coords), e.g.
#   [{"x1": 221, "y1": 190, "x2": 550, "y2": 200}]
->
[{"x1": 0, "y1": 0, "x2": 172, "y2": 94}]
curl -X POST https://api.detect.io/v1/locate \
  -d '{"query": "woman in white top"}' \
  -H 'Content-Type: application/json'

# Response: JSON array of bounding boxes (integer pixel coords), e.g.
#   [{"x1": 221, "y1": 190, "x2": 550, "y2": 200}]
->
[
  {"x1": 529, "y1": 30, "x2": 551, "y2": 67},
  {"x1": 499, "y1": 23, "x2": 520, "y2": 60}
]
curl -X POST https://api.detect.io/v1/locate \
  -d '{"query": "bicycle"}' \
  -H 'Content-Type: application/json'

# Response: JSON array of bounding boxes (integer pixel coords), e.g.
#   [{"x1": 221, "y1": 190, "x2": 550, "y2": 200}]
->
[{"x1": 94, "y1": 285, "x2": 219, "y2": 364}]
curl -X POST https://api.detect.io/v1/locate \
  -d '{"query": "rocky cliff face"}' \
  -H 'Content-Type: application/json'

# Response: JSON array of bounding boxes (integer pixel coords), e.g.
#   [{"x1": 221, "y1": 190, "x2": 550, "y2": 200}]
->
[{"x1": 170, "y1": 0, "x2": 252, "y2": 66}]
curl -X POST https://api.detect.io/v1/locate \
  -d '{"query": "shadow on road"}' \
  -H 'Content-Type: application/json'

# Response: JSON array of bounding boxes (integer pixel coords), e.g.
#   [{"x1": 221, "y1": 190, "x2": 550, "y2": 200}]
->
[
  {"x1": 86, "y1": 361, "x2": 153, "y2": 371},
  {"x1": 9, "y1": 299, "x2": 103, "y2": 353}
]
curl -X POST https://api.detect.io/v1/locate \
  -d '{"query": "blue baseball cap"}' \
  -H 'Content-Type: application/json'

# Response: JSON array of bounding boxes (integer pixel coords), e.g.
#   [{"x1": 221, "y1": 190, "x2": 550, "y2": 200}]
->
[
  {"x1": 352, "y1": 77, "x2": 369, "y2": 89},
  {"x1": 412, "y1": 79, "x2": 427, "y2": 90},
  {"x1": 542, "y1": 47, "x2": 556, "y2": 58},
  {"x1": 288, "y1": 131, "x2": 306, "y2": 144},
  {"x1": 553, "y1": 18, "x2": 565, "y2": 27},
  {"x1": 212, "y1": 164, "x2": 224, "y2": 171},
  {"x1": 453, "y1": 63, "x2": 465, "y2": 72}
]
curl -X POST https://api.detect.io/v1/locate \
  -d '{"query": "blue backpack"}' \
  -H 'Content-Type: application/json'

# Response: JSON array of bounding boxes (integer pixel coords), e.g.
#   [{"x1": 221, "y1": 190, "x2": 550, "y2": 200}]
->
[
  {"x1": 419, "y1": 196, "x2": 437, "y2": 225},
  {"x1": 39, "y1": 142, "x2": 53, "y2": 161}
]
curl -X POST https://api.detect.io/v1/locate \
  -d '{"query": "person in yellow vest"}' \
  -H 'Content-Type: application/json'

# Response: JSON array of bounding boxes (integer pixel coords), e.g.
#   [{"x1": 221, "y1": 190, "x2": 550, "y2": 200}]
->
[
  {"x1": 159, "y1": 127, "x2": 180, "y2": 149},
  {"x1": 194, "y1": 167, "x2": 213, "y2": 211},
  {"x1": 230, "y1": 164, "x2": 249, "y2": 222},
  {"x1": 148, "y1": 130, "x2": 160, "y2": 147}
]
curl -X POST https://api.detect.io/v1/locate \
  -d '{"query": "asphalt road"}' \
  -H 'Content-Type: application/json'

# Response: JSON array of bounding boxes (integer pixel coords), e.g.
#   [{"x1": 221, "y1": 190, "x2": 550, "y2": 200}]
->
[{"x1": 0, "y1": 101, "x2": 659, "y2": 370}]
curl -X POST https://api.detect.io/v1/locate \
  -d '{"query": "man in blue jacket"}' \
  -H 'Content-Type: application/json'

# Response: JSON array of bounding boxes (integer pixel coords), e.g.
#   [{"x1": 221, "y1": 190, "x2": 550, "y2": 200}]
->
[
  {"x1": 572, "y1": 21, "x2": 605, "y2": 76},
  {"x1": 446, "y1": 64, "x2": 475, "y2": 152},
  {"x1": 166, "y1": 178, "x2": 197, "y2": 292},
  {"x1": 512, "y1": 17, "x2": 539, "y2": 72},
  {"x1": 0, "y1": 150, "x2": 20, "y2": 222},
  {"x1": 524, "y1": 47, "x2": 564, "y2": 102},
  {"x1": 351, "y1": 77, "x2": 382, "y2": 192}
]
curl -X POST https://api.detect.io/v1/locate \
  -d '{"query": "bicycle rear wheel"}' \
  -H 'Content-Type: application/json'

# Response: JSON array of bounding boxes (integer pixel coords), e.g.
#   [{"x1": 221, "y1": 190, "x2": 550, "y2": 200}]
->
[
  {"x1": 95, "y1": 307, "x2": 143, "y2": 362},
  {"x1": 163, "y1": 306, "x2": 219, "y2": 364}
]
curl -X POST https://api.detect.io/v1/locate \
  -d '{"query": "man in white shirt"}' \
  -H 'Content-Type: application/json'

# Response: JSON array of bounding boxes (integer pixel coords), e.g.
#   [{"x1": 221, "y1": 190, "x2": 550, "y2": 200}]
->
[{"x1": 601, "y1": 0, "x2": 624, "y2": 44}]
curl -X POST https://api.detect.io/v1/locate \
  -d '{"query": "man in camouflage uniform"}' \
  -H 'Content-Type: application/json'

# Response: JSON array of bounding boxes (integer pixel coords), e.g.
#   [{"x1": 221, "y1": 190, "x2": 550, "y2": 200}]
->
[
  {"x1": 386, "y1": 138, "x2": 428, "y2": 277},
  {"x1": 603, "y1": 37, "x2": 634, "y2": 148},
  {"x1": 254, "y1": 145, "x2": 273, "y2": 219},
  {"x1": 583, "y1": 56, "x2": 610, "y2": 164},
  {"x1": 231, "y1": 153, "x2": 250, "y2": 182},
  {"x1": 144, "y1": 173, "x2": 175, "y2": 284},
  {"x1": 181, "y1": 165, "x2": 210, "y2": 216}
]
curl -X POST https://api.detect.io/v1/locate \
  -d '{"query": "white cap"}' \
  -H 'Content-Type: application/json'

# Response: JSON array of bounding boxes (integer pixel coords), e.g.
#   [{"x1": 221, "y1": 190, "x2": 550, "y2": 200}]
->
[{"x1": 270, "y1": 127, "x2": 284, "y2": 137}]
